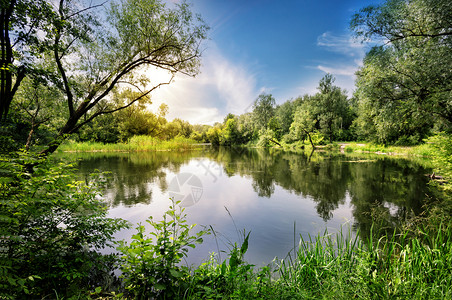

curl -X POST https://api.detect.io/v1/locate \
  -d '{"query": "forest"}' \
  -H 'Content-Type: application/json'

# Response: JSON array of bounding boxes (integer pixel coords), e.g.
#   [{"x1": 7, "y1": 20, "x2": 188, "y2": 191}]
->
[{"x1": 1, "y1": 0, "x2": 451, "y2": 298}]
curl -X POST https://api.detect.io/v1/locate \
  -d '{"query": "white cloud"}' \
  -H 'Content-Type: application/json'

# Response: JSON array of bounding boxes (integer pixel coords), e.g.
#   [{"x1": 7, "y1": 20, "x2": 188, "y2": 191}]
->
[
  {"x1": 314, "y1": 32, "x2": 369, "y2": 96},
  {"x1": 316, "y1": 65, "x2": 357, "y2": 77},
  {"x1": 147, "y1": 42, "x2": 261, "y2": 124},
  {"x1": 317, "y1": 32, "x2": 366, "y2": 58}
]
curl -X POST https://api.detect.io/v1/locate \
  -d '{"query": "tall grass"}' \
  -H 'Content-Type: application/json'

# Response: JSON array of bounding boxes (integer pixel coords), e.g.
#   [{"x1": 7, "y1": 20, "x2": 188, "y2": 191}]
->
[
  {"x1": 183, "y1": 222, "x2": 452, "y2": 299},
  {"x1": 58, "y1": 135, "x2": 201, "y2": 152},
  {"x1": 269, "y1": 222, "x2": 452, "y2": 299},
  {"x1": 342, "y1": 142, "x2": 435, "y2": 157}
]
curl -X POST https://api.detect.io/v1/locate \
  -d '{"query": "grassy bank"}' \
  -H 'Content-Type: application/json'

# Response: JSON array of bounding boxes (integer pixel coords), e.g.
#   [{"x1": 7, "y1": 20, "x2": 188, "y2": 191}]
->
[
  {"x1": 282, "y1": 140, "x2": 434, "y2": 157},
  {"x1": 58, "y1": 135, "x2": 202, "y2": 152},
  {"x1": 196, "y1": 223, "x2": 452, "y2": 299},
  {"x1": 113, "y1": 201, "x2": 452, "y2": 299},
  {"x1": 339, "y1": 142, "x2": 434, "y2": 157}
]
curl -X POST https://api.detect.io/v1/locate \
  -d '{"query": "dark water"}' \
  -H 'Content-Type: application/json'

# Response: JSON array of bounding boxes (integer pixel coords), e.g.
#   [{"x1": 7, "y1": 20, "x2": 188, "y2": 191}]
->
[{"x1": 67, "y1": 147, "x2": 433, "y2": 267}]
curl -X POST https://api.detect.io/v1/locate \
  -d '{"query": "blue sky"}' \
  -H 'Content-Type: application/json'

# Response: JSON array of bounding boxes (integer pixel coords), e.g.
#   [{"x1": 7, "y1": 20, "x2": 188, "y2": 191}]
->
[{"x1": 150, "y1": 0, "x2": 382, "y2": 124}]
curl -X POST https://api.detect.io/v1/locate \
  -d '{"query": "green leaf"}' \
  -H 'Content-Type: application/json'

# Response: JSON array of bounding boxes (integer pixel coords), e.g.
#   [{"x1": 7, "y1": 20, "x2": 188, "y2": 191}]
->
[{"x1": 169, "y1": 269, "x2": 183, "y2": 278}]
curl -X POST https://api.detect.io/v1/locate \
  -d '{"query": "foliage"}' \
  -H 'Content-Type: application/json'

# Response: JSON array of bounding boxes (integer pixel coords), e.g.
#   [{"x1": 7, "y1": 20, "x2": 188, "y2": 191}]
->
[
  {"x1": 207, "y1": 126, "x2": 222, "y2": 146},
  {"x1": 0, "y1": 152, "x2": 128, "y2": 298},
  {"x1": 220, "y1": 117, "x2": 241, "y2": 146},
  {"x1": 275, "y1": 100, "x2": 296, "y2": 137},
  {"x1": 59, "y1": 135, "x2": 200, "y2": 152},
  {"x1": 257, "y1": 128, "x2": 279, "y2": 147},
  {"x1": 352, "y1": 0, "x2": 452, "y2": 143},
  {"x1": 289, "y1": 75, "x2": 353, "y2": 146},
  {"x1": 2, "y1": 0, "x2": 209, "y2": 155},
  {"x1": 187, "y1": 231, "x2": 273, "y2": 299},
  {"x1": 252, "y1": 93, "x2": 276, "y2": 131},
  {"x1": 118, "y1": 218, "x2": 452, "y2": 299},
  {"x1": 117, "y1": 198, "x2": 209, "y2": 299}
]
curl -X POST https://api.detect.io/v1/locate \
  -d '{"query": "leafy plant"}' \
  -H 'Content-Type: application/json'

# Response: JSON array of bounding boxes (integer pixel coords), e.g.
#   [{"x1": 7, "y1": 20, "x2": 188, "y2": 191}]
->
[
  {"x1": 0, "y1": 152, "x2": 128, "y2": 298},
  {"x1": 117, "y1": 198, "x2": 210, "y2": 299}
]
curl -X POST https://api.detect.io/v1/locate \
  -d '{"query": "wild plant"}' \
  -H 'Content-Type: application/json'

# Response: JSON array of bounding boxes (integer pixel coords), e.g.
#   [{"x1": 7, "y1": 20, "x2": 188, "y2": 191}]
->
[
  {"x1": 117, "y1": 198, "x2": 209, "y2": 299},
  {"x1": 0, "y1": 152, "x2": 128, "y2": 298}
]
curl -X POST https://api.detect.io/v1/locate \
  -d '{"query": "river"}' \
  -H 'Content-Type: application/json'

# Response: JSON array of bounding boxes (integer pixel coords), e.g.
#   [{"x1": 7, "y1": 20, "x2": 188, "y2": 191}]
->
[{"x1": 64, "y1": 147, "x2": 433, "y2": 267}]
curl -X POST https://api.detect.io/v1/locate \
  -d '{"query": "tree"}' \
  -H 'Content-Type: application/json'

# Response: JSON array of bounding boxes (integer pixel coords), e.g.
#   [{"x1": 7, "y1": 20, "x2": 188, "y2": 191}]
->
[
  {"x1": 12, "y1": 76, "x2": 65, "y2": 150},
  {"x1": 2, "y1": 0, "x2": 208, "y2": 155},
  {"x1": 1, "y1": 0, "x2": 55, "y2": 121},
  {"x1": 289, "y1": 75, "x2": 351, "y2": 144},
  {"x1": 252, "y1": 93, "x2": 275, "y2": 131},
  {"x1": 290, "y1": 105, "x2": 317, "y2": 148},
  {"x1": 275, "y1": 100, "x2": 295, "y2": 136},
  {"x1": 351, "y1": 0, "x2": 452, "y2": 141},
  {"x1": 220, "y1": 117, "x2": 240, "y2": 146},
  {"x1": 351, "y1": 0, "x2": 452, "y2": 43}
]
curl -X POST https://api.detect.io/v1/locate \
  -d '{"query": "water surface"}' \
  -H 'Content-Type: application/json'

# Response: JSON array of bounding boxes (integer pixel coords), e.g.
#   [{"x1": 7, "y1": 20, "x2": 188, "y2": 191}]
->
[{"x1": 69, "y1": 147, "x2": 432, "y2": 266}]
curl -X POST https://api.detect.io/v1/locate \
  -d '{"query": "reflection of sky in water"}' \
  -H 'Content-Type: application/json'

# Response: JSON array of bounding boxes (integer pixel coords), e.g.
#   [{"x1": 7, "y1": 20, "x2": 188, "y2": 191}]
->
[{"x1": 106, "y1": 158, "x2": 355, "y2": 267}]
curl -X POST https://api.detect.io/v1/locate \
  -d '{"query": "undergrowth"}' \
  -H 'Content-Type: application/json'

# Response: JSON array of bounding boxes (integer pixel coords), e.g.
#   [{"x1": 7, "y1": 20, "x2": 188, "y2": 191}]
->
[
  {"x1": 113, "y1": 201, "x2": 452, "y2": 300},
  {"x1": 58, "y1": 136, "x2": 200, "y2": 152}
]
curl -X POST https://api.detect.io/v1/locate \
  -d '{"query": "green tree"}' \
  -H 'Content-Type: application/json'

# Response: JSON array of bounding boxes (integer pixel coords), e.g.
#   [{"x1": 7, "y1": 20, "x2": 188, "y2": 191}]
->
[
  {"x1": 252, "y1": 93, "x2": 275, "y2": 131},
  {"x1": 315, "y1": 74, "x2": 351, "y2": 142},
  {"x1": 351, "y1": 0, "x2": 452, "y2": 142},
  {"x1": 221, "y1": 117, "x2": 240, "y2": 146},
  {"x1": 206, "y1": 125, "x2": 221, "y2": 146},
  {"x1": 289, "y1": 75, "x2": 352, "y2": 145},
  {"x1": 275, "y1": 100, "x2": 295, "y2": 136},
  {"x1": 10, "y1": 76, "x2": 66, "y2": 150},
  {"x1": 237, "y1": 112, "x2": 256, "y2": 144},
  {"x1": 290, "y1": 105, "x2": 317, "y2": 148},
  {"x1": 2, "y1": 0, "x2": 208, "y2": 155},
  {"x1": 0, "y1": 0, "x2": 55, "y2": 121}
]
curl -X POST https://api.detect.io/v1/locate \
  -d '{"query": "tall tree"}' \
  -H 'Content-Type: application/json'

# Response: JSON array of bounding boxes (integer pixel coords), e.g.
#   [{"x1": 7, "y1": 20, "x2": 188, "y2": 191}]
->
[
  {"x1": 315, "y1": 74, "x2": 350, "y2": 142},
  {"x1": 252, "y1": 93, "x2": 275, "y2": 131},
  {"x1": 289, "y1": 75, "x2": 352, "y2": 144},
  {"x1": 352, "y1": 0, "x2": 452, "y2": 141},
  {"x1": 2, "y1": 0, "x2": 208, "y2": 155},
  {"x1": 0, "y1": 0, "x2": 54, "y2": 121}
]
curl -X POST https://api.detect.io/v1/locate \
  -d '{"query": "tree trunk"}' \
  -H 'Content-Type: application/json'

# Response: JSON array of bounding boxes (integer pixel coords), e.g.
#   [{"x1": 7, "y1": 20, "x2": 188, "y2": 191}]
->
[
  {"x1": 303, "y1": 129, "x2": 315, "y2": 149},
  {"x1": 0, "y1": 0, "x2": 25, "y2": 122}
]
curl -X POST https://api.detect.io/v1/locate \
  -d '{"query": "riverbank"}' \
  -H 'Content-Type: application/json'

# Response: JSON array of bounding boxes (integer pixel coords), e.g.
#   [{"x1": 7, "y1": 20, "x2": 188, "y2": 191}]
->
[
  {"x1": 61, "y1": 137, "x2": 433, "y2": 157},
  {"x1": 58, "y1": 135, "x2": 203, "y2": 152},
  {"x1": 108, "y1": 201, "x2": 452, "y2": 299},
  {"x1": 281, "y1": 141, "x2": 434, "y2": 157},
  {"x1": 184, "y1": 222, "x2": 452, "y2": 299}
]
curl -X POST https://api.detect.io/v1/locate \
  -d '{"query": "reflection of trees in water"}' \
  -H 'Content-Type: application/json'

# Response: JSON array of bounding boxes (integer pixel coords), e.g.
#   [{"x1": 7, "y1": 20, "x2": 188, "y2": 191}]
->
[
  {"x1": 71, "y1": 148, "x2": 433, "y2": 237},
  {"x1": 208, "y1": 149, "x2": 432, "y2": 232},
  {"x1": 209, "y1": 149, "x2": 349, "y2": 221},
  {"x1": 75, "y1": 152, "x2": 194, "y2": 207},
  {"x1": 347, "y1": 159, "x2": 430, "y2": 240}
]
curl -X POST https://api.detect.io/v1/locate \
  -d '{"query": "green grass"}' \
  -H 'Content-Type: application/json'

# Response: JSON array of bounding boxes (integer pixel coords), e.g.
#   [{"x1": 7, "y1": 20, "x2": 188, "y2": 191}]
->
[
  {"x1": 340, "y1": 142, "x2": 435, "y2": 157},
  {"x1": 181, "y1": 222, "x2": 452, "y2": 299},
  {"x1": 58, "y1": 135, "x2": 202, "y2": 152}
]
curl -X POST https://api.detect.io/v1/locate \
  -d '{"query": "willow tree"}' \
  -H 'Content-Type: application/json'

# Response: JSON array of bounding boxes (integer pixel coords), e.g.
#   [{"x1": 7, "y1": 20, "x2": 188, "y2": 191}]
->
[
  {"x1": 352, "y1": 0, "x2": 452, "y2": 143},
  {"x1": 1, "y1": 0, "x2": 208, "y2": 155}
]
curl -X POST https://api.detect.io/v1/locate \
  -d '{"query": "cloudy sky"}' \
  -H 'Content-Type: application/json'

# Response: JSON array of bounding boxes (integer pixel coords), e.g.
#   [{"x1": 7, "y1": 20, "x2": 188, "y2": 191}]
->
[{"x1": 148, "y1": 0, "x2": 381, "y2": 125}]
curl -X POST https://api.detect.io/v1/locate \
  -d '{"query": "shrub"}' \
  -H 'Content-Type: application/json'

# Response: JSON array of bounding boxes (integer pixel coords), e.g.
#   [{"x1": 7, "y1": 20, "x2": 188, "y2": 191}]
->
[
  {"x1": 117, "y1": 198, "x2": 210, "y2": 299},
  {"x1": 0, "y1": 152, "x2": 128, "y2": 298}
]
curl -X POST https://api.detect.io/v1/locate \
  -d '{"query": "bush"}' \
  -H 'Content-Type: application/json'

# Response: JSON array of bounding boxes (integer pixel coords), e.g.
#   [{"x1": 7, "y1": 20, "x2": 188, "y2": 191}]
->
[
  {"x1": 117, "y1": 198, "x2": 210, "y2": 299},
  {"x1": 0, "y1": 152, "x2": 127, "y2": 298}
]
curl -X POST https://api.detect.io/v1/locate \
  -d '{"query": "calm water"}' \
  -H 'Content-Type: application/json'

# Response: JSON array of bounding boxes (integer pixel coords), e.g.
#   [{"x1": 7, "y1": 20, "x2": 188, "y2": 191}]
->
[{"x1": 68, "y1": 147, "x2": 432, "y2": 267}]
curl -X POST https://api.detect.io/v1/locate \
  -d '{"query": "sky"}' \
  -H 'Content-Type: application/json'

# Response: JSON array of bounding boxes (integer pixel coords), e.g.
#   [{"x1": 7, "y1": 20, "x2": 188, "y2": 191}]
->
[{"x1": 148, "y1": 0, "x2": 382, "y2": 125}]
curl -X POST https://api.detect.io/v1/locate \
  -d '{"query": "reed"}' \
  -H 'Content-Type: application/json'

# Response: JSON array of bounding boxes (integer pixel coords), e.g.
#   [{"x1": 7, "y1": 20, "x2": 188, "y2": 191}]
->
[
  {"x1": 342, "y1": 142, "x2": 435, "y2": 157},
  {"x1": 58, "y1": 135, "x2": 200, "y2": 152},
  {"x1": 273, "y1": 223, "x2": 452, "y2": 299},
  {"x1": 180, "y1": 222, "x2": 452, "y2": 299}
]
